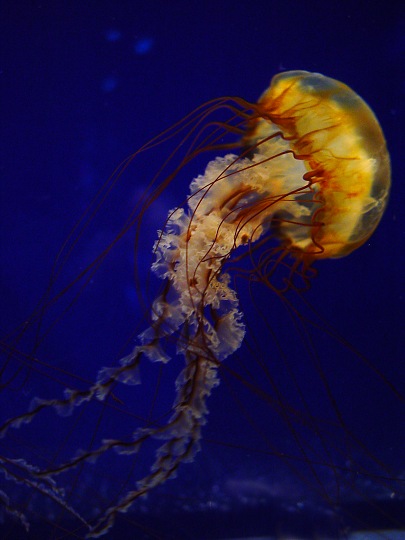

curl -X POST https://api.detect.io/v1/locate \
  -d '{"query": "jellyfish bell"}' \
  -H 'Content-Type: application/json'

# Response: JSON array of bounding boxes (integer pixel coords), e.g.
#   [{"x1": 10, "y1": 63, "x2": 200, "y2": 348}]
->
[
  {"x1": 1, "y1": 71, "x2": 402, "y2": 538},
  {"x1": 245, "y1": 70, "x2": 390, "y2": 259}
]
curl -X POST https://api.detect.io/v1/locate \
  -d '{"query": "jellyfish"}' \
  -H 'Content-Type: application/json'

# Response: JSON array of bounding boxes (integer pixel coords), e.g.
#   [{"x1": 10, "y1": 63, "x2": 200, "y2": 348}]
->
[{"x1": 0, "y1": 71, "x2": 400, "y2": 538}]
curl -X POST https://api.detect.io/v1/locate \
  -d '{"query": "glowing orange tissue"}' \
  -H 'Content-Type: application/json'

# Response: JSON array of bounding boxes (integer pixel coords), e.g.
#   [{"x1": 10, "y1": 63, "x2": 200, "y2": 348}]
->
[{"x1": 245, "y1": 70, "x2": 391, "y2": 259}]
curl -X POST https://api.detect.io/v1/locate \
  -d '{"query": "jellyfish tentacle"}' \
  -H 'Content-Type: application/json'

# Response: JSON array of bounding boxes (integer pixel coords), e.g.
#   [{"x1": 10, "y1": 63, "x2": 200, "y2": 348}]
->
[
  {"x1": 83, "y1": 143, "x2": 320, "y2": 532},
  {"x1": 0, "y1": 455, "x2": 89, "y2": 528},
  {"x1": 82, "y1": 148, "x2": 310, "y2": 525}
]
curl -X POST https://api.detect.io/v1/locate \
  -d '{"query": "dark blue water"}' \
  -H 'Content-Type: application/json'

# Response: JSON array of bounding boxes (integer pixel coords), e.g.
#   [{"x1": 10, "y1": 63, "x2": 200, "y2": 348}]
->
[{"x1": 1, "y1": 2, "x2": 404, "y2": 539}]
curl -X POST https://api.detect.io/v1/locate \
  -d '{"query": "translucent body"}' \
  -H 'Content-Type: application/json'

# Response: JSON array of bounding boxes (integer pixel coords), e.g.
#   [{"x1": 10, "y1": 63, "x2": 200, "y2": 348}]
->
[
  {"x1": 0, "y1": 72, "x2": 396, "y2": 537},
  {"x1": 246, "y1": 70, "x2": 391, "y2": 258}
]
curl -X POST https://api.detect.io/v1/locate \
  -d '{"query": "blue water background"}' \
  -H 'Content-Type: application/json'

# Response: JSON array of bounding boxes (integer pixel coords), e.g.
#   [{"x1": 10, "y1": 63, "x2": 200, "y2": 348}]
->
[{"x1": 1, "y1": 2, "x2": 404, "y2": 539}]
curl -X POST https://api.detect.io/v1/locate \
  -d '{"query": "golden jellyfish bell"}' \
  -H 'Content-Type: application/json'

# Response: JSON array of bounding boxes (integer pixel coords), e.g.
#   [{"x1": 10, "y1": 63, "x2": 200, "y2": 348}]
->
[{"x1": 245, "y1": 70, "x2": 391, "y2": 259}]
